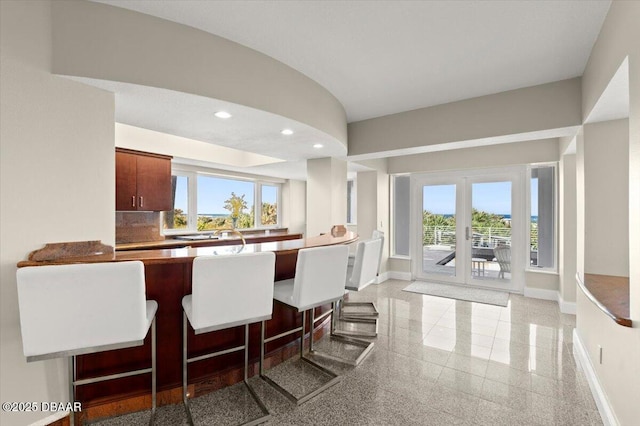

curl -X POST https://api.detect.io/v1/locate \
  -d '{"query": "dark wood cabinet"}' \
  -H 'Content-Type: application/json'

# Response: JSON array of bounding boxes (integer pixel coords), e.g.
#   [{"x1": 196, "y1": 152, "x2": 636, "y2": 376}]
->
[{"x1": 115, "y1": 148, "x2": 172, "y2": 211}]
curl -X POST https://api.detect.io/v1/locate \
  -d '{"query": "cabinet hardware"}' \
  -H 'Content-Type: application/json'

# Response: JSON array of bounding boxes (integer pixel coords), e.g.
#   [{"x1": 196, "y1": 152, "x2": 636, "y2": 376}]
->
[
  {"x1": 139, "y1": 196, "x2": 143, "y2": 208},
  {"x1": 132, "y1": 196, "x2": 136, "y2": 207}
]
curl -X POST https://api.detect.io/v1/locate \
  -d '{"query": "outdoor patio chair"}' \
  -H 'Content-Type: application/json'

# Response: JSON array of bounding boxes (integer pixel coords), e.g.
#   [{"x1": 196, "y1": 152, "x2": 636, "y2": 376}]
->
[{"x1": 493, "y1": 245, "x2": 511, "y2": 279}]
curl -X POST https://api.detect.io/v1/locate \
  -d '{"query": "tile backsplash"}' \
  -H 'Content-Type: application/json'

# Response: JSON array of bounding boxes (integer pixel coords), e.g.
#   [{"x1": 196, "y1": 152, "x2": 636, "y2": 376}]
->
[{"x1": 115, "y1": 212, "x2": 164, "y2": 243}]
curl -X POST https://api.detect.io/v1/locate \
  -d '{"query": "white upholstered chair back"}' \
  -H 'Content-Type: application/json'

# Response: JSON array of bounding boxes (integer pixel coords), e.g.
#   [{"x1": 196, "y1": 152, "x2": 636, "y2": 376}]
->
[
  {"x1": 347, "y1": 238, "x2": 383, "y2": 291},
  {"x1": 17, "y1": 261, "x2": 149, "y2": 359},
  {"x1": 371, "y1": 230, "x2": 385, "y2": 274},
  {"x1": 191, "y1": 252, "x2": 275, "y2": 331},
  {"x1": 292, "y1": 245, "x2": 349, "y2": 311}
]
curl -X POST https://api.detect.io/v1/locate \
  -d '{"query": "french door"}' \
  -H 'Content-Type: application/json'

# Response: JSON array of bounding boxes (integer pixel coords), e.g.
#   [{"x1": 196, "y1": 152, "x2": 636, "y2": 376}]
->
[{"x1": 411, "y1": 167, "x2": 524, "y2": 292}]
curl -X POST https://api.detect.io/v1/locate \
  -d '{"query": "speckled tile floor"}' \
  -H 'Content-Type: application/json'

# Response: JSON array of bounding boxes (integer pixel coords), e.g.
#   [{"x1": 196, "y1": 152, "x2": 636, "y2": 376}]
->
[{"x1": 90, "y1": 280, "x2": 602, "y2": 425}]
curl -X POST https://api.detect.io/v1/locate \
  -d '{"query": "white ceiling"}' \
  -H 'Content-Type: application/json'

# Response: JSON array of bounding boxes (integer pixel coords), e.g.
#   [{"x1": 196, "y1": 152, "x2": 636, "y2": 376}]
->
[
  {"x1": 72, "y1": 77, "x2": 347, "y2": 162},
  {"x1": 94, "y1": 0, "x2": 610, "y2": 122},
  {"x1": 85, "y1": 0, "x2": 611, "y2": 179}
]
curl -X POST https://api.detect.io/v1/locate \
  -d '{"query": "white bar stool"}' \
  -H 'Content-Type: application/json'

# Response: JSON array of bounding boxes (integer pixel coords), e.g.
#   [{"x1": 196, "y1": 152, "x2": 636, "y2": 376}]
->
[
  {"x1": 339, "y1": 232, "x2": 384, "y2": 337},
  {"x1": 259, "y1": 245, "x2": 349, "y2": 405},
  {"x1": 310, "y1": 238, "x2": 383, "y2": 365},
  {"x1": 17, "y1": 261, "x2": 158, "y2": 426},
  {"x1": 182, "y1": 252, "x2": 275, "y2": 426}
]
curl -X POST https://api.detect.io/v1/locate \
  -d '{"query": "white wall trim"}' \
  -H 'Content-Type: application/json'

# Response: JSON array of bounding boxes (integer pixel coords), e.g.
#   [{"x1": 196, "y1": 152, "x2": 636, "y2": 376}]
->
[
  {"x1": 385, "y1": 271, "x2": 412, "y2": 281},
  {"x1": 523, "y1": 286, "x2": 576, "y2": 314},
  {"x1": 375, "y1": 271, "x2": 390, "y2": 284},
  {"x1": 572, "y1": 329, "x2": 619, "y2": 426},
  {"x1": 558, "y1": 294, "x2": 577, "y2": 315}
]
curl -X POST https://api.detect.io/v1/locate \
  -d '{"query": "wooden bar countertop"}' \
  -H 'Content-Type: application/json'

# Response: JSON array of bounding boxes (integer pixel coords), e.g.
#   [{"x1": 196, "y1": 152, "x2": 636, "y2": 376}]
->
[
  {"x1": 115, "y1": 230, "x2": 301, "y2": 251},
  {"x1": 577, "y1": 273, "x2": 631, "y2": 327},
  {"x1": 18, "y1": 232, "x2": 358, "y2": 267}
]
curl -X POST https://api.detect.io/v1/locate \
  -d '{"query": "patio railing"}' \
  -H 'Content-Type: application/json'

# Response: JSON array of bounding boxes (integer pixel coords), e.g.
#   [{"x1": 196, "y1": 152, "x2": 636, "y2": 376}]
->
[{"x1": 423, "y1": 225, "x2": 514, "y2": 248}]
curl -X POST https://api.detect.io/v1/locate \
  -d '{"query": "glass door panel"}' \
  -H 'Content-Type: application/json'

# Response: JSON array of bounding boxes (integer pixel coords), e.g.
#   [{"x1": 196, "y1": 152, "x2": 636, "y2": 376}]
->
[
  {"x1": 422, "y1": 185, "x2": 457, "y2": 278},
  {"x1": 469, "y1": 181, "x2": 512, "y2": 285},
  {"x1": 412, "y1": 167, "x2": 523, "y2": 292}
]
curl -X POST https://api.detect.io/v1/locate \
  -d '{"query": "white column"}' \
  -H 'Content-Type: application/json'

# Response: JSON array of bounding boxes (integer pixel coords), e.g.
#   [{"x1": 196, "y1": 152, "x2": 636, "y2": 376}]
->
[
  {"x1": 356, "y1": 171, "x2": 377, "y2": 240},
  {"x1": 583, "y1": 119, "x2": 630, "y2": 277},
  {"x1": 281, "y1": 179, "x2": 306, "y2": 235},
  {"x1": 559, "y1": 154, "x2": 577, "y2": 303},
  {"x1": 306, "y1": 158, "x2": 347, "y2": 237},
  {"x1": 356, "y1": 166, "x2": 390, "y2": 274}
]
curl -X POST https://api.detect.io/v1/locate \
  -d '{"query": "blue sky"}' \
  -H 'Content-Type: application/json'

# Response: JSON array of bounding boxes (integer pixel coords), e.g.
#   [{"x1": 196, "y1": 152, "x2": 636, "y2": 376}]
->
[
  {"x1": 262, "y1": 185, "x2": 277, "y2": 204},
  {"x1": 422, "y1": 180, "x2": 538, "y2": 215},
  {"x1": 197, "y1": 176, "x2": 254, "y2": 215},
  {"x1": 174, "y1": 176, "x2": 278, "y2": 215}
]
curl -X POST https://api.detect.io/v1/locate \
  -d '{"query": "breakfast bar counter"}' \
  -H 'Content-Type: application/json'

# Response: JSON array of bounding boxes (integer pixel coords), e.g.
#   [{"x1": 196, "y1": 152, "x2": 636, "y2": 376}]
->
[
  {"x1": 114, "y1": 230, "x2": 303, "y2": 251},
  {"x1": 18, "y1": 232, "x2": 357, "y2": 421}
]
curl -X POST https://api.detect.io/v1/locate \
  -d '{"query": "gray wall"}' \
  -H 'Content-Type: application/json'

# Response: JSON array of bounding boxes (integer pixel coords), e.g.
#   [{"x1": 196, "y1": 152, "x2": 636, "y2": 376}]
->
[
  {"x1": 349, "y1": 78, "x2": 581, "y2": 157},
  {"x1": 583, "y1": 119, "x2": 629, "y2": 277},
  {"x1": 577, "y1": 1, "x2": 640, "y2": 424}
]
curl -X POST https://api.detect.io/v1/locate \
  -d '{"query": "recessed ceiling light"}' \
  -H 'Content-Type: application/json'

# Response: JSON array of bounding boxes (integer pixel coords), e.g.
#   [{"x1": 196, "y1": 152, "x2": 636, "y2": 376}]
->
[
  {"x1": 214, "y1": 111, "x2": 232, "y2": 119},
  {"x1": 281, "y1": 129, "x2": 294, "y2": 135},
  {"x1": 313, "y1": 143, "x2": 324, "y2": 149}
]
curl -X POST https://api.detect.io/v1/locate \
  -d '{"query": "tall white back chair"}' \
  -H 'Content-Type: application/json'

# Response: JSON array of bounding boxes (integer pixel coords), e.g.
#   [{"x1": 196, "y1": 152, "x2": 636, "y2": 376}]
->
[
  {"x1": 308, "y1": 238, "x2": 382, "y2": 366},
  {"x1": 371, "y1": 230, "x2": 385, "y2": 275},
  {"x1": 17, "y1": 261, "x2": 157, "y2": 426},
  {"x1": 182, "y1": 252, "x2": 275, "y2": 426},
  {"x1": 339, "y1": 233, "x2": 384, "y2": 338},
  {"x1": 260, "y1": 245, "x2": 349, "y2": 405}
]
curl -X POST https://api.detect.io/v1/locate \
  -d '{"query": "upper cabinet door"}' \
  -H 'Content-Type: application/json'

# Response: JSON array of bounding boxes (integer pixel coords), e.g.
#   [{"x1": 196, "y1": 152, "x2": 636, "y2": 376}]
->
[
  {"x1": 115, "y1": 151, "x2": 138, "y2": 211},
  {"x1": 135, "y1": 154, "x2": 172, "y2": 211},
  {"x1": 115, "y1": 148, "x2": 173, "y2": 211}
]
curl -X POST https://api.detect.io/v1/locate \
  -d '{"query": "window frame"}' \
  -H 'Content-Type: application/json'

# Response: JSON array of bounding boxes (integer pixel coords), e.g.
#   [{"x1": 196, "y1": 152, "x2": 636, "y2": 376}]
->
[
  {"x1": 525, "y1": 162, "x2": 558, "y2": 273},
  {"x1": 390, "y1": 173, "x2": 411, "y2": 259},
  {"x1": 257, "y1": 182, "x2": 281, "y2": 228},
  {"x1": 163, "y1": 167, "x2": 282, "y2": 235},
  {"x1": 347, "y1": 179, "x2": 357, "y2": 225},
  {"x1": 162, "y1": 171, "x2": 196, "y2": 233}
]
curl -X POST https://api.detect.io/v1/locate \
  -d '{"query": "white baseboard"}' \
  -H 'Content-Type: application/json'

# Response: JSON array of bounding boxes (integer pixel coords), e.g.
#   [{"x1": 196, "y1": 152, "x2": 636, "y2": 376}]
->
[
  {"x1": 523, "y1": 286, "x2": 557, "y2": 301},
  {"x1": 375, "y1": 271, "x2": 389, "y2": 284},
  {"x1": 385, "y1": 271, "x2": 412, "y2": 281},
  {"x1": 523, "y1": 287, "x2": 576, "y2": 315},
  {"x1": 572, "y1": 329, "x2": 619, "y2": 426},
  {"x1": 558, "y1": 295, "x2": 577, "y2": 315}
]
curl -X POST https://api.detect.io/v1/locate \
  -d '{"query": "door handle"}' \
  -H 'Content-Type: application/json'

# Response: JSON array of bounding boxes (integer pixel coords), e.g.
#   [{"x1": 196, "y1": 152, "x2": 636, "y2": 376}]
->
[
  {"x1": 139, "y1": 196, "x2": 143, "y2": 208},
  {"x1": 132, "y1": 196, "x2": 136, "y2": 208},
  {"x1": 465, "y1": 227, "x2": 470, "y2": 240}
]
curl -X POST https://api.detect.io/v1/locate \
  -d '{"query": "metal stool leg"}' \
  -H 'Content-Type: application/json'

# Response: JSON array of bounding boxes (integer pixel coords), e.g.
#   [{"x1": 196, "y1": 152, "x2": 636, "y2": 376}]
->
[
  {"x1": 260, "y1": 307, "x2": 341, "y2": 405},
  {"x1": 300, "y1": 310, "x2": 306, "y2": 358},
  {"x1": 67, "y1": 326, "x2": 157, "y2": 426},
  {"x1": 308, "y1": 302, "x2": 374, "y2": 366},
  {"x1": 150, "y1": 317, "x2": 157, "y2": 425},
  {"x1": 340, "y1": 298, "x2": 380, "y2": 320},
  {"x1": 183, "y1": 314, "x2": 270, "y2": 426},
  {"x1": 68, "y1": 356, "x2": 75, "y2": 426},
  {"x1": 335, "y1": 298, "x2": 379, "y2": 338},
  {"x1": 183, "y1": 312, "x2": 194, "y2": 426},
  {"x1": 241, "y1": 324, "x2": 271, "y2": 426}
]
